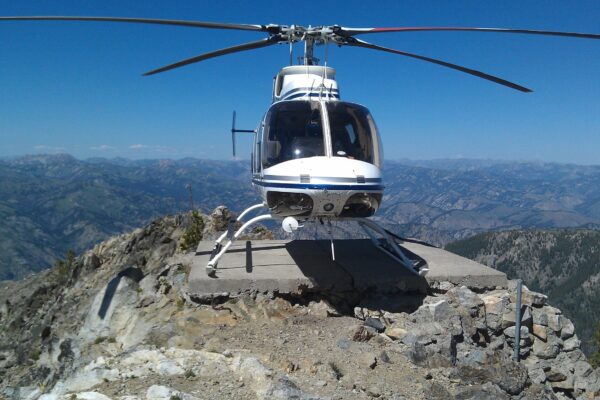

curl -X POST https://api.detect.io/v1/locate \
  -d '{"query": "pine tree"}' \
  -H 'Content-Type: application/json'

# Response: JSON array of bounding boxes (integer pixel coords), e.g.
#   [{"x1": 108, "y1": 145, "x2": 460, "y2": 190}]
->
[{"x1": 180, "y1": 211, "x2": 204, "y2": 252}]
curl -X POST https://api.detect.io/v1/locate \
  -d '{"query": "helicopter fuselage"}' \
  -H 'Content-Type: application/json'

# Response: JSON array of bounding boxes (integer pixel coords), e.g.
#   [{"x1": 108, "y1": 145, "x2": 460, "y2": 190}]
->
[{"x1": 250, "y1": 65, "x2": 384, "y2": 220}]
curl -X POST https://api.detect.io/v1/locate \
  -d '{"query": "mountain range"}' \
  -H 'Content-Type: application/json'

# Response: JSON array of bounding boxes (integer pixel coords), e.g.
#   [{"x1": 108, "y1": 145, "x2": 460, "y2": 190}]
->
[{"x1": 2, "y1": 154, "x2": 600, "y2": 280}]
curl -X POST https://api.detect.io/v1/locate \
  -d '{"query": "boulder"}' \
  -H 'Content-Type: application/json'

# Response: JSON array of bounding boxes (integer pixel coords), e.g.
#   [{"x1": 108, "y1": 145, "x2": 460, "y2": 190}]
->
[
  {"x1": 551, "y1": 374, "x2": 575, "y2": 391},
  {"x1": 509, "y1": 285, "x2": 547, "y2": 307},
  {"x1": 527, "y1": 364, "x2": 547, "y2": 384},
  {"x1": 521, "y1": 306, "x2": 533, "y2": 328},
  {"x1": 350, "y1": 325, "x2": 377, "y2": 342},
  {"x1": 533, "y1": 334, "x2": 562, "y2": 359},
  {"x1": 426, "y1": 300, "x2": 454, "y2": 322},
  {"x1": 146, "y1": 385, "x2": 179, "y2": 400},
  {"x1": 501, "y1": 303, "x2": 532, "y2": 330},
  {"x1": 481, "y1": 293, "x2": 508, "y2": 314},
  {"x1": 488, "y1": 336, "x2": 505, "y2": 351},
  {"x1": 532, "y1": 305, "x2": 561, "y2": 328},
  {"x1": 504, "y1": 325, "x2": 529, "y2": 340},
  {"x1": 574, "y1": 369, "x2": 600, "y2": 395},
  {"x1": 364, "y1": 317, "x2": 386, "y2": 333},
  {"x1": 532, "y1": 307, "x2": 549, "y2": 326},
  {"x1": 456, "y1": 346, "x2": 490, "y2": 367},
  {"x1": 208, "y1": 206, "x2": 236, "y2": 232},
  {"x1": 423, "y1": 382, "x2": 453, "y2": 400},
  {"x1": 359, "y1": 353, "x2": 377, "y2": 369},
  {"x1": 385, "y1": 326, "x2": 407, "y2": 340},
  {"x1": 546, "y1": 369, "x2": 568, "y2": 382},
  {"x1": 447, "y1": 286, "x2": 484, "y2": 317},
  {"x1": 406, "y1": 342, "x2": 454, "y2": 368},
  {"x1": 560, "y1": 318, "x2": 575, "y2": 340},
  {"x1": 573, "y1": 360, "x2": 593, "y2": 378},
  {"x1": 454, "y1": 382, "x2": 510, "y2": 400},
  {"x1": 563, "y1": 335, "x2": 581, "y2": 352},
  {"x1": 482, "y1": 293, "x2": 508, "y2": 332},
  {"x1": 307, "y1": 300, "x2": 340, "y2": 317},
  {"x1": 450, "y1": 353, "x2": 528, "y2": 395},
  {"x1": 547, "y1": 314, "x2": 563, "y2": 334},
  {"x1": 353, "y1": 306, "x2": 382, "y2": 321},
  {"x1": 532, "y1": 324, "x2": 547, "y2": 341},
  {"x1": 520, "y1": 384, "x2": 559, "y2": 400},
  {"x1": 264, "y1": 376, "x2": 326, "y2": 400}
]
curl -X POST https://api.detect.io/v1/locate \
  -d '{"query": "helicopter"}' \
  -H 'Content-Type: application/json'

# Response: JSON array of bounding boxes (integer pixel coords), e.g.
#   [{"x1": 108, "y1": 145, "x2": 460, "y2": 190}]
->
[{"x1": 2, "y1": 16, "x2": 599, "y2": 277}]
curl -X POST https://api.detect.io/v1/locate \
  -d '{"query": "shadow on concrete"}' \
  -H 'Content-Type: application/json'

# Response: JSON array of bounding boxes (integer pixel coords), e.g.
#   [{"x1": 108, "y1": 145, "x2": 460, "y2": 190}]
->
[
  {"x1": 245, "y1": 241, "x2": 253, "y2": 273},
  {"x1": 98, "y1": 266, "x2": 144, "y2": 319},
  {"x1": 196, "y1": 244, "x2": 288, "y2": 257},
  {"x1": 286, "y1": 239, "x2": 428, "y2": 292},
  {"x1": 283, "y1": 239, "x2": 428, "y2": 314}
]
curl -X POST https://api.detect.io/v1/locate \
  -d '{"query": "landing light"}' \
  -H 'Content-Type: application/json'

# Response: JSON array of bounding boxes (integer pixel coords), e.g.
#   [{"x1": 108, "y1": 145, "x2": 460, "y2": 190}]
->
[{"x1": 282, "y1": 216, "x2": 299, "y2": 233}]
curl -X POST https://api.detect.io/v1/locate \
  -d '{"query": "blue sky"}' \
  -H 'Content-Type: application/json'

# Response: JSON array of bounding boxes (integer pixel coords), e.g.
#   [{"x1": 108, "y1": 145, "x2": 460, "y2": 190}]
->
[{"x1": 1, "y1": 1, "x2": 599, "y2": 164}]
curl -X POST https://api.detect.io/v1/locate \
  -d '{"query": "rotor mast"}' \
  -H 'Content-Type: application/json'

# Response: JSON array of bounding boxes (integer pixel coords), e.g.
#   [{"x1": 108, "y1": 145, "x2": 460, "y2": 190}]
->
[{"x1": 303, "y1": 36, "x2": 316, "y2": 65}]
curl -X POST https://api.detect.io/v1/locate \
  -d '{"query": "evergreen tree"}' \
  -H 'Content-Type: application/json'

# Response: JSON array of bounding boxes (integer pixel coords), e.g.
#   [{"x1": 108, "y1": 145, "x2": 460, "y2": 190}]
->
[{"x1": 180, "y1": 211, "x2": 204, "y2": 252}]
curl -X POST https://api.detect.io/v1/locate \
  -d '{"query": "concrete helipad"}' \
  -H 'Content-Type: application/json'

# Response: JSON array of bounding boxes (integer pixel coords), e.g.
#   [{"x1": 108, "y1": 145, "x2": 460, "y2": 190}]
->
[{"x1": 186, "y1": 239, "x2": 506, "y2": 298}]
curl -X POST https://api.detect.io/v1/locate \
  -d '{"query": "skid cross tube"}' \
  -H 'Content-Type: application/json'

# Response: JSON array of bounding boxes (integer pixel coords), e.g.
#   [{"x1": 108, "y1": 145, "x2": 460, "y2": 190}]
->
[
  {"x1": 213, "y1": 203, "x2": 267, "y2": 246},
  {"x1": 356, "y1": 218, "x2": 427, "y2": 277},
  {"x1": 207, "y1": 203, "x2": 271, "y2": 276}
]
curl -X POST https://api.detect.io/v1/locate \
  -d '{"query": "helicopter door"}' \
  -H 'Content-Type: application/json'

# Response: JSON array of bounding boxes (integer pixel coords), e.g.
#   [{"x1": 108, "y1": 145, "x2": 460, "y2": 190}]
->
[
  {"x1": 261, "y1": 101, "x2": 325, "y2": 168},
  {"x1": 252, "y1": 123, "x2": 262, "y2": 175}
]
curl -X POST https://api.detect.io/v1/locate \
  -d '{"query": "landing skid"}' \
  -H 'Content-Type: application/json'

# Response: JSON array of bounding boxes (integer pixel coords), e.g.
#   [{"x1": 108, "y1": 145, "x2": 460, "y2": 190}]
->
[
  {"x1": 205, "y1": 205, "x2": 428, "y2": 278},
  {"x1": 206, "y1": 203, "x2": 273, "y2": 276},
  {"x1": 355, "y1": 218, "x2": 429, "y2": 277}
]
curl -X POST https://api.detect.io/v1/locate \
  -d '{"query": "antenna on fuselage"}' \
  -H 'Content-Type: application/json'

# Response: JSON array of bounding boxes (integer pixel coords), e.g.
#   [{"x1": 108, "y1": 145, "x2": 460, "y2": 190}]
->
[{"x1": 231, "y1": 111, "x2": 255, "y2": 157}]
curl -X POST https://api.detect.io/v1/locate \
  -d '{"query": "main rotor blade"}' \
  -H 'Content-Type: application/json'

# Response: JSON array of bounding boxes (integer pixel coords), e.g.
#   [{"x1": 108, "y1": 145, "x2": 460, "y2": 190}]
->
[
  {"x1": 339, "y1": 26, "x2": 600, "y2": 40},
  {"x1": 346, "y1": 38, "x2": 532, "y2": 92},
  {"x1": 144, "y1": 35, "x2": 284, "y2": 76},
  {"x1": 0, "y1": 16, "x2": 267, "y2": 32}
]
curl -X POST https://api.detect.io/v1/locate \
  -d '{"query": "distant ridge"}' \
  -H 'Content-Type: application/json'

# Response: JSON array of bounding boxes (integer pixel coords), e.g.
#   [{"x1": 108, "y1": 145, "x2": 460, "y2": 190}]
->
[{"x1": 2, "y1": 154, "x2": 600, "y2": 280}]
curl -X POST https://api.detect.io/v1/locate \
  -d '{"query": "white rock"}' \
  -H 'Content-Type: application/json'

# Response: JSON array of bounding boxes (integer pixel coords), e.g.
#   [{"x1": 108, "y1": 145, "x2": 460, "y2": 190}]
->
[
  {"x1": 19, "y1": 387, "x2": 42, "y2": 400},
  {"x1": 146, "y1": 385, "x2": 177, "y2": 400},
  {"x1": 54, "y1": 359, "x2": 120, "y2": 394},
  {"x1": 39, "y1": 395, "x2": 60, "y2": 400},
  {"x1": 76, "y1": 392, "x2": 114, "y2": 400},
  {"x1": 547, "y1": 314, "x2": 563, "y2": 333},
  {"x1": 560, "y1": 318, "x2": 575, "y2": 339},
  {"x1": 482, "y1": 294, "x2": 508, "y2": 315},
  {"x1": 231, "y1": 356, "x2": 276, "y2": 398},
  {"x1": 426, "y1": 300, "x2": 453, "y2": 321},
  {"x1": 563, "y1": 335, "x2": 581, "y2": 352},
  {"x1": 156, "y1": 359, "x2": 185, "y2": 375}
]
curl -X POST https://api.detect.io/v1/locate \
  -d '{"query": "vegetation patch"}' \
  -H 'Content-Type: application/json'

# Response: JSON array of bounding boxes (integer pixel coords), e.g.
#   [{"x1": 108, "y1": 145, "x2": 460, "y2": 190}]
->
[{"x1": 180, "y1": 210, "x2": 205, "y2": 252}]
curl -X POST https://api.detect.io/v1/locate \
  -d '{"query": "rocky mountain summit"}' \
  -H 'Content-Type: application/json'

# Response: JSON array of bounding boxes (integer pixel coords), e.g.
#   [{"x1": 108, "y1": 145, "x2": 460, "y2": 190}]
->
[{"x1": 1, "y1": 210, "x2": 599, "y2": 399}]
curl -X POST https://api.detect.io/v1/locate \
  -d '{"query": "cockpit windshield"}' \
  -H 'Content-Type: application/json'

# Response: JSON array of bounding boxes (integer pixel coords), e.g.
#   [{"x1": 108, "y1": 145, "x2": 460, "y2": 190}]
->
[
  {"x1": 260, "y1": 100, "x2": 382, "y2": 169},
  {"x1": 262, "y1": 101, "x2": 325, "y2": 168},
  {"x1": 327, "y1": 102, "x2": 382, "y2": 167}
]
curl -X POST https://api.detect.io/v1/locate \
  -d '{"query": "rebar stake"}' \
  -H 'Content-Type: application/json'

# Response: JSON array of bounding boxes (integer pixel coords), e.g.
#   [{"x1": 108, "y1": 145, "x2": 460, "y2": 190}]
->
[{"x1": 513, "y1": 279, "x2": 523, "y2": 362}]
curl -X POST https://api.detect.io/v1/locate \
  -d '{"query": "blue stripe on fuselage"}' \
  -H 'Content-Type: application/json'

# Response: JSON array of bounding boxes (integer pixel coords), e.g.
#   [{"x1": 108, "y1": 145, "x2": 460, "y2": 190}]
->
[
  {"x1": 281, "y1": 92, "x2": 340, "y2": 101},
  {"x1": 252, "y1": 179, "x2": 384, "y2": 191}
]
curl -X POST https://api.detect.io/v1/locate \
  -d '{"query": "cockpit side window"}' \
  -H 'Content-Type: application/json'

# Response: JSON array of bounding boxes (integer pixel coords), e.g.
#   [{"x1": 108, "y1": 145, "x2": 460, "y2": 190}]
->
[
  {"x1": 327, "y1": 102, "x2": 382, "y2": 167},
  {"x1": 262, "y1": 101, "x2": 325, "y2": 168}
]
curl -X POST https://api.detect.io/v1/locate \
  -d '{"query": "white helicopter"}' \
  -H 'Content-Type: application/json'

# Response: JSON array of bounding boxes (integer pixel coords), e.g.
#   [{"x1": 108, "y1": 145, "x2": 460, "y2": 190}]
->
[{"x1": 2, "y1": 17, "x2": 599, "y2": 277}]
